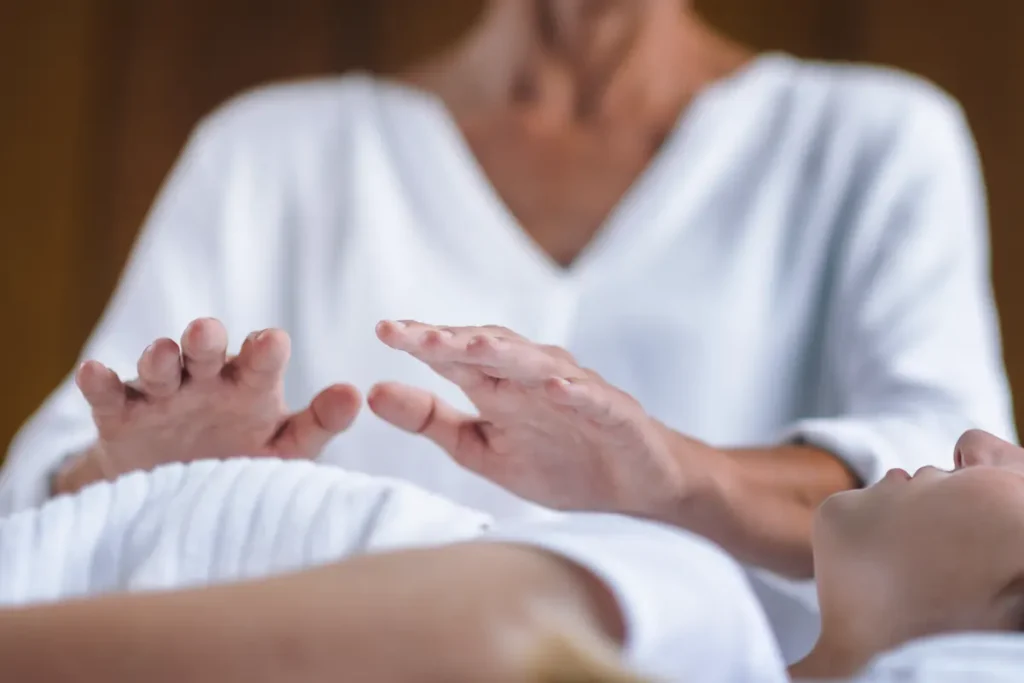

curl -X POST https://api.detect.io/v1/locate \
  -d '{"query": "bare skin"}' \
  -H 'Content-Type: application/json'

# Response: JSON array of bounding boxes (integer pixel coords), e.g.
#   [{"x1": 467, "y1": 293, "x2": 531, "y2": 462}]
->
[
  {"x1": 56, "y1": 318, "x2": 361, "y2": 494},
  {"x1": 0, "y1": 543, "x2": 630, "y2": 683},
  {"x1": 369, "y1": 320, "x2": 694, "y2": 516},
  {"x1": 370, "y1": 321, "x2": 856, "y2": 579},
  {"x1": 64, "y1": 313, "x2": 852, "y2": 577},
  {"x1": 55, "y1": 1, "x2": 858, "y2": 579},
  {"x1": 380, "y1": 1, "x2": 854, "y2": 577},
  {"x1": 791, "y1": 429, "x2": 1024, "y2": 679},
  {"x1": 402, "y1": 0, "x2": 753, "y2": 267},
  {"x1": 57, "y1": 0, "x2": 742, "y2": 489}
]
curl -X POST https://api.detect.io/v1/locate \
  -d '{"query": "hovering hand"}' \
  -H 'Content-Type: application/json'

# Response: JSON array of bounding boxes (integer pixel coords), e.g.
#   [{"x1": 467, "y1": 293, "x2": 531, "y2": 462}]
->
[
  {"x1": 66, "y1": 318, "x2": 360, "y2": 492},
  {"x1": 369, "y1": 321, "x2": 702, "y2": 515}
]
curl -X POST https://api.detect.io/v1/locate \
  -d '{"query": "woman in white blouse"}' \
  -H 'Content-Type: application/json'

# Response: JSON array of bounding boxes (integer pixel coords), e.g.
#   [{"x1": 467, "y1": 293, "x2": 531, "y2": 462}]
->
[{"x1": 2, "y1": 0, "x2": 1015, "y2": 662}]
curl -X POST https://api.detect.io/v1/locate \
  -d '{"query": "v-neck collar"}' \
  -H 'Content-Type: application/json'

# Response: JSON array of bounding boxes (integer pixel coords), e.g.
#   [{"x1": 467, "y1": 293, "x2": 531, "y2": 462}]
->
[{"x1": 373, "y1": 52, "x2": 792, "y2": 291}]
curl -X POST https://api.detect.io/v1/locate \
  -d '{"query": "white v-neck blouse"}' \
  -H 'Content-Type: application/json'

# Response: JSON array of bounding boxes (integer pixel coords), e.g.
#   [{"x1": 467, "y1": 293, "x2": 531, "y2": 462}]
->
[{"x1": 3, "y1": 53, "x2": 1015, "y2": 662}]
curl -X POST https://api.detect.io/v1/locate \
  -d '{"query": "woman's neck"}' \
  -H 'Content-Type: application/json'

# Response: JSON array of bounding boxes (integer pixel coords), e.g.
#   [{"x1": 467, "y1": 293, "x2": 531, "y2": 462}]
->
[{"x1": 412, "y1": 0, "x2": 752, "y2": 128}]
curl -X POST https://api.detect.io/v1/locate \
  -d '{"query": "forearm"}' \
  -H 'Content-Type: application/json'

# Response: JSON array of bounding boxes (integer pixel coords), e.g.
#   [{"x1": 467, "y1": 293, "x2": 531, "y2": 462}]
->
[
  {"x1": 662, "y1": 438, "x2": 858, "y2": 579},
  {"x1": 0, "y1": 543, "x2": 623, "y2": 683}
]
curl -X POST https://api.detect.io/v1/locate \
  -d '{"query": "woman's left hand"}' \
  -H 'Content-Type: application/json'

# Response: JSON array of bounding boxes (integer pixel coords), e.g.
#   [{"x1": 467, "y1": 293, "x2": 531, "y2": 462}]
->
[{"x1": 369, "y1": 320, "x2": 722, "y2": 516}]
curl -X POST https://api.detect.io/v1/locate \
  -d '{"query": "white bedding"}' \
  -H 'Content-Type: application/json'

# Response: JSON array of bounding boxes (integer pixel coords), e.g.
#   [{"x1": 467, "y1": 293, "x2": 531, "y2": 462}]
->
[{"x1": 0, "y1": 458, "x2": 492, "y2": 604}]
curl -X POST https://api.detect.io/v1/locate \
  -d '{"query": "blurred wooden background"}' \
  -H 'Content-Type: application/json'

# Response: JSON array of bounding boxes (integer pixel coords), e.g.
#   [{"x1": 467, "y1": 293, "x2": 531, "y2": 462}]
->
[{"x1": 2, "y1": 0, "x2": 1023, "y2": 452}]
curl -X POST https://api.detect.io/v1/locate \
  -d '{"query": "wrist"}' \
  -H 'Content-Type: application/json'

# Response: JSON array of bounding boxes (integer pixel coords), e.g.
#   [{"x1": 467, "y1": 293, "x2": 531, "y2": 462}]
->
[
  {"x1": 51, "y1": 446, "x2": 113, "y2": 497},
  {"x1": 642, "y1": 425, "x2": 749, "y2": 543},
  {"x1": 644, "y1": 422, "x2": 738, "y2": 515},
  {"x1": 667, "y1": 442, "x2": 836, "y2": 578}
]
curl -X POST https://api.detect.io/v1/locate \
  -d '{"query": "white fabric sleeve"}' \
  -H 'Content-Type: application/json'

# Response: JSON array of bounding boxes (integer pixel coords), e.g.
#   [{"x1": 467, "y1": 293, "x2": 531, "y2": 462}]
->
[
  {"x1": 486, "y1": 513, "x2": 788, "y2": 683},
  {"x1": 0, "y1": 115, "x2": 238, "y2": 515},
  {"x1": 782, "y1": 92, "x2": 1016, "y2": 487},
  {"x1": 853, "y1": 633, "x2": 1024, "y2": 682}
]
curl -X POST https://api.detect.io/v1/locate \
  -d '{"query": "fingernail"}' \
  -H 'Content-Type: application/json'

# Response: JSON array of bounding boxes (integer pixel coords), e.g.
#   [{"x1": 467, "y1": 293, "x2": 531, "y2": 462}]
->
[
  {"x1": 255, "y1": 330, "x2": 268, "y2": 342},
  {"x1": 437, "y1": 328, "x2": 454, "y2": 339},
  {"x1": 391, "y1": 320, "x2": 407, "y2": 329}
]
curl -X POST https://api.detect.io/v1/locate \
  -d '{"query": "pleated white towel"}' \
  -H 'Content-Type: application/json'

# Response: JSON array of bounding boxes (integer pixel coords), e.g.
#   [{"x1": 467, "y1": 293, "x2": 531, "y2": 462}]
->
[{"x1": 0, "y1": 458, "x2": 493, "y2": 606}]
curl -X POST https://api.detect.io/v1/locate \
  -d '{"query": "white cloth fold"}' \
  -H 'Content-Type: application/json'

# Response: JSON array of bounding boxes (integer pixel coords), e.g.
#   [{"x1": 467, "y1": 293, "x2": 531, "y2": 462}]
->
[{"x1": 0, "y1": 458, "x2": 491, "y2": 605}]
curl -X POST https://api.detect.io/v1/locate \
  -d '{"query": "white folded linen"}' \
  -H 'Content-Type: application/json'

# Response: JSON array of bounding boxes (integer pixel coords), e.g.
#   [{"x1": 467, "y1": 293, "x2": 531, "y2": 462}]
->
[{"x1": 0, "y1": 458, "x2": 492, "y2": 605}]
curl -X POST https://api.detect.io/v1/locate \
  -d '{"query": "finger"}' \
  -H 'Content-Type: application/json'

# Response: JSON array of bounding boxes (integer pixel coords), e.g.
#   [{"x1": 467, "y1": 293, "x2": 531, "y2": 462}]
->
[
  {"x1": 229, "y1": 328, "x2": 290, "y2": 391},
  {"x1": 180, "y1": 318, "x2": 229, "y2": 381},
  {"x1": 375, "y1": 321, "x2": 491, "y2": 387},
  {"x1": 367, "y1": 382, "x2": 488, "y2": 459},
  {"x1": 136, "y1": 338, "x2": 183, "y2": 398},
  {"x1": 75, "y1": 361, "x2": 127, "y2": 421},
  {"x1": 375, "y1": 320, "x2": 445, "y2": 352},
  {"x1": 379, "y1": 322, "x2": 580, "y2": 384},
  {"x1": 375, "y1": 320, "x2": 521, "y2": 353},
  {"x1": 462, "y1": 335, "x2": 587, "y2": 381},
  {"x1": 272, "y1": 384, "x2": 362, "y2": 458}
]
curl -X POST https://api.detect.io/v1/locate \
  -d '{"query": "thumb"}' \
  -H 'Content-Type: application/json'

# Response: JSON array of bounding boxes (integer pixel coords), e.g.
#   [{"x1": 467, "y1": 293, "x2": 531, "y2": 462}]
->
[
  {"x1": 367, "y1": 382, "x2": 488, "y2": 462},
  {"x1": 271, "y1": 383, "x2": 362, "y2": 458}
]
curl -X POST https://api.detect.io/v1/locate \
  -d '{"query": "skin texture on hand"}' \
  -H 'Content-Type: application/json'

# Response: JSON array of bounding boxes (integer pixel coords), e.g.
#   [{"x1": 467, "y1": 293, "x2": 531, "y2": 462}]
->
[
  {"x1": 59, "y1": 318, "x2": 361, "y2": 496},
  {"x1": 370, "y1": 319, "x2": 857, "y2": 579},
  {"x1": 368, "y1": 320, "x2": 704, "y2": 516}
]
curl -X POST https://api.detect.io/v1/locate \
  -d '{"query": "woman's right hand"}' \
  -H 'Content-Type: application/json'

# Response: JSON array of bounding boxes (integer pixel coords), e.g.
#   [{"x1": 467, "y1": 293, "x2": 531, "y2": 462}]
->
[{"x1": 54, "y1": 317, "x2": 361, "y2": 496}]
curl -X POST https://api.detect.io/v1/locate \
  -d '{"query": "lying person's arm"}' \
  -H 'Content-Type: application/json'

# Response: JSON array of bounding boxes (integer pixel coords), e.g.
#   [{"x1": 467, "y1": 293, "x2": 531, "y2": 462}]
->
[
  {"x1": 0, "y1": 543, "x2": 620, "y2": 683},
  {"x1": 0, "y1": 515, "x2": 786, "y2": 683}
]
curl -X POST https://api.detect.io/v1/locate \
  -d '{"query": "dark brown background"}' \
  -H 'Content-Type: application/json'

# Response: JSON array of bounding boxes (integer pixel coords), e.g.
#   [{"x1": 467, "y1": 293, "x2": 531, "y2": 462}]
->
[{"x1": 3, "y1": 1, "x2": 1023, "y2": 453}]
